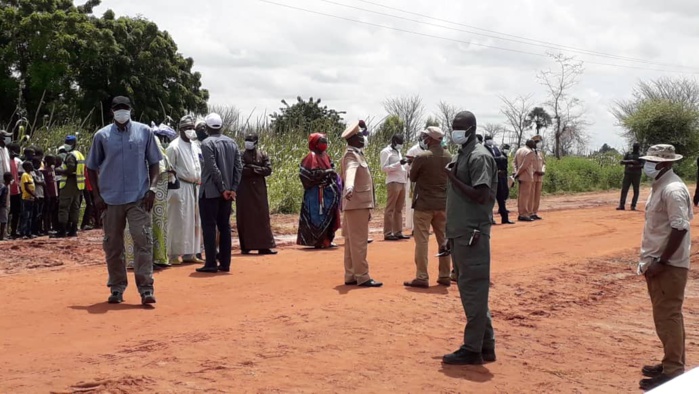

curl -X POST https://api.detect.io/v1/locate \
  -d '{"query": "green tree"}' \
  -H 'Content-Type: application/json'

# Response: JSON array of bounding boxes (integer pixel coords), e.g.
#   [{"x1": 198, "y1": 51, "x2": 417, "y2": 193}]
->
[
  {"x1": 526, "y1": 107, "x2": 553, "y2": 136},
  {"x1": 621, "y1": 99, "x2": 699, "y2": 158},
  {"x1": 0, "y1": 0, "x2": 209, "y2": 133},
  {"x1": 374, "y1": 114, "x2": 404, "y2": 145},
  {"x1": 424, "y1": 116, "x2": 439, "y2": 128},
  {"x1": 269, "y1": 96, "x2": 346, "y2": 136}
]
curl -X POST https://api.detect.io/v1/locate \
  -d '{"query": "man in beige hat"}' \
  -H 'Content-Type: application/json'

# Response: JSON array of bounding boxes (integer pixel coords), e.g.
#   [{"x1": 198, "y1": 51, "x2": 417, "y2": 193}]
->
[
  {"x1": 339, "y1": 121, "x2": 382, "y2": 287},
  {"x1": 530, "y1": 135, "x2": 546, "y2": 220},
  {"x1": 404, "y1": 126, "x2": 452, "y2": 288},
  {"x1": 513, "y1": 139, "x2": 536, "y2": 222},
  {"x1": 636, "y1": 144, "x2": 692, "y2": 391}
]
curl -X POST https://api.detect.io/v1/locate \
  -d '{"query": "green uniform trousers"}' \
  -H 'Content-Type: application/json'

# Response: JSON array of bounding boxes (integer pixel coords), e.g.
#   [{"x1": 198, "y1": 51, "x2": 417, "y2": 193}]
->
[
  {"x1": 450, "y1": 230, "x2": 495, "y2": 353},
  {"x1": 58, "y1": 179, "x2": 81, "y2": 226}
]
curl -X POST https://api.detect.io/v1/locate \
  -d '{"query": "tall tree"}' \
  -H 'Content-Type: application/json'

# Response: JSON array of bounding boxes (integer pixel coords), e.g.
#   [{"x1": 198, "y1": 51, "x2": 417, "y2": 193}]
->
[
  {"x1": 499, "y1": 94, "x2": 533, "y2": 148},
  {"x1": 526, "y1": 107, "x2": 553, "y2": 136},
  {"x1": 383, "y1": 94, "x2": 425, "y2": 142},
  {"x1": 374, "y1": 114, "x2": 405, "y2": 145},
  {"x1": 538, "y1": 53, "x2": 586, "y2": 159},
  {"x1": 424, "y1": 116, "x2": 440, "y2": 128},
  {"x1": 481, "y1": 123, "x2": 507, "y2": 143},
  {"x1": 269, "y1": 96, "x2": 345, "y2": 136},
  {"x1": 436, "y1": 101, "x2": 460, "y2": 133}
]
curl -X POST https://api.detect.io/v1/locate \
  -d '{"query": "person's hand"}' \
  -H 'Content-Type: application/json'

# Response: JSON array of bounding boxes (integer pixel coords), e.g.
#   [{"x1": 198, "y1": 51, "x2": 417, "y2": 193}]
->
[
  {"x1": 438, "y1": 239, "x2": 451, "y2": 256},
  {"x1": 223, "y1": 190, "x2": 236, "y2": 201},
  {"x1": 94, "y1": 194, "x2": 107, "y2": 212},
  {"x1": 693, "y1": 192, "x2": 699, "y2": 207},
  {"x1": 143, "y1": 190, "x2": 156, "y2": 212},
  {"x1": 345, "y1": 187, "x2": 354, "y2": 200},
  {"x1": 400, "y1": 158, "x2": 408, "y2": 165},
  {"x1": 644, "y1": 259, "x2": 665, "y2": 279}
]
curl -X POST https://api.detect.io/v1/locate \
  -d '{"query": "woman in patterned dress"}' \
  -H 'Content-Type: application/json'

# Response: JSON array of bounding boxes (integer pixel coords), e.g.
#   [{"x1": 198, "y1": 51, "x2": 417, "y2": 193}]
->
[{"x1": 126, "y1": 124, "x2": 174, "y2": 269}]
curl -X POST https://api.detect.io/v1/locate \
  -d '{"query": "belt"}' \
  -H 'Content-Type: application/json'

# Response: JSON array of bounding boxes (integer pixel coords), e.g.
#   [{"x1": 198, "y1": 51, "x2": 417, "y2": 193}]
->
[{"x1": 178, "y1": 178, "x2": 199, "y2": 185}]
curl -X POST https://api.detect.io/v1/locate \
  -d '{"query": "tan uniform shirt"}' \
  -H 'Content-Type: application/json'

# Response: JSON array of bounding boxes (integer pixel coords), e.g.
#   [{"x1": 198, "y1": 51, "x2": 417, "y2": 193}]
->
[
  {"x1": 341, "y1": 146, "x2": 375, "y2": 211},
  {"x1": 638, "y1": 170, "x2": 693, "y2": 274},
  {"x1": 514, "y1": 146, "x2": 535, "y2": 182}
]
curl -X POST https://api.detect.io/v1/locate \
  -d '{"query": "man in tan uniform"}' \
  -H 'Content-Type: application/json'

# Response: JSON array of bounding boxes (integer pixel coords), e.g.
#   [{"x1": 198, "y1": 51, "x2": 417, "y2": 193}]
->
[
  {"x1": 404, "y1": 126, "x2": 452, "y2": 288},
  {"x1": 531, "y1": 135, "x2": 546, "y2": 220},
  {"x1": 513, "y1": 139, "x2": 536, "y2": 222},
  {"x1": 340, "y1": 121, "x2": 383, "y2": 288}
]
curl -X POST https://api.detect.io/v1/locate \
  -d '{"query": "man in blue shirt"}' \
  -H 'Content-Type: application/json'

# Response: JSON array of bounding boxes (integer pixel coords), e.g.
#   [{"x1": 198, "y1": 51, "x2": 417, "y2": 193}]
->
[
  {"x1": 196, "y1": 113, "x2": 243, "y2": 274},
  {"x1": 86, "y1": 96, "x2": 163, "y2": 305}
]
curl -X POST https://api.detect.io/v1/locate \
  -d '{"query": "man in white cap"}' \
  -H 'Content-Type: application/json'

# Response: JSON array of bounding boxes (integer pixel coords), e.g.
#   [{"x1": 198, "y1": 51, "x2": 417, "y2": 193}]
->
[
  {"x1": 196, "y1": 113, "x2": 242, "y2": 274},
  {"x1": 339, "y1": 121, "x2": 382, "y2": 287},
  {"x1": 380, "y1": 133, "x2": 409, "y2": 241},
  {"x1": 404, "y1": 126, "x2": 452, "y2": 288},
  {"x1": 165, "y1": 115, "x2": 204, "y2": 265},
  {"x1": 636, "y1": 144, "x2": 693, "y2": 391}
]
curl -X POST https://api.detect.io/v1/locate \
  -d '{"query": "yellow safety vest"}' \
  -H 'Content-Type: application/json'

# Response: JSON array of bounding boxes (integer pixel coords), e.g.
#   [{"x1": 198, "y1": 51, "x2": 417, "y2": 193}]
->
[{"x1": 59, "y1": 150, "x2": 86, "y2": 190}]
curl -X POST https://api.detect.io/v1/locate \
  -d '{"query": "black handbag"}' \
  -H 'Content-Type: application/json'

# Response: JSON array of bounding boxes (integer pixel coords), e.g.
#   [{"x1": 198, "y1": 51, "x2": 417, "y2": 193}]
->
[{"x1": 168, "y1": 177, "x2": 180, "y2": 190}]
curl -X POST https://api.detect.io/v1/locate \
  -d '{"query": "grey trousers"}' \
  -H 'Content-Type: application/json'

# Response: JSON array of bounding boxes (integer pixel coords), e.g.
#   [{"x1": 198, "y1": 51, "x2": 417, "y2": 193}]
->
[
  {"x1": 450, "y1": 230, "x2": 495, "y2": 353},
  {"x1": 103, "y1": 200, "x2": 154, "y2": 295}
]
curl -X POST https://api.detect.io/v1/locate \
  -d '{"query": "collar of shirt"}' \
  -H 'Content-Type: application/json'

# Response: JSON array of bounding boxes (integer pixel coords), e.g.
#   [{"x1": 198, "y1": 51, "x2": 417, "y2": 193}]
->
[
  {"x1": 458, "y1": 137, "x2": 477, "y2": 157},
  {"x1": 652, "y1": 168, "x2": 677, "y2": 189},
  {"x1": 114, "y1": 121, "x2": 131, "y2": 133}
]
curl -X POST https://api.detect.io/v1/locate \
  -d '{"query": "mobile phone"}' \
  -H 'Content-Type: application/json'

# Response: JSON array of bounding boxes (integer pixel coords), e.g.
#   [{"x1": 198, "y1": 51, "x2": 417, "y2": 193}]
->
[
  {"x1": 468, "y1": 229, "x2": 481, "y2": 246},
  {"x1": 436, "y1": 250, "x2": 451, "y2": 257},
  {"x1": 445, "y1": 162, "x2": 455, "y2": 170}
]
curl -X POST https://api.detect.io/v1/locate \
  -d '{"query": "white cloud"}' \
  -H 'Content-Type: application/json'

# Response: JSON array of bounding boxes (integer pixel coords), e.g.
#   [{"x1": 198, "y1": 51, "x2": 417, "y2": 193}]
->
[{"x1": 91, "y1": 0, "x2": 699, "y2": 151}]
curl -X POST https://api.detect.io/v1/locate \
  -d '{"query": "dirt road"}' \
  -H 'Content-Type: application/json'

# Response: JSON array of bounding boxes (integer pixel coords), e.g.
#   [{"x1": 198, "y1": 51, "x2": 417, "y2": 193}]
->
[{"x1": 1, "y1": 188, "x2": 697, "y2": 393}]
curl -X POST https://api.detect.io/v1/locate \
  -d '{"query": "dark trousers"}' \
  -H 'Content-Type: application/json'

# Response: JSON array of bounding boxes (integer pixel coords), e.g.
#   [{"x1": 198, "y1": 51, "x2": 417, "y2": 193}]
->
[
  {"x1": 20, "y1": 199, "x2": 34, "y2": 237},
  {"x1": 32, "y1": 198, "x2": 44, "y2": 234},
  {"x1": 10, "y1": 194, "x2": 21, "y2": 236},
  {"x1": 81, "y1": 190, "x2": 94, "y2": 229},
  {"x1": 496, "y1": 176, "x2": 510, "y2": 222},
  {"x1": 200, "y1": 197, "x2": 232, "y2": 269},
  {"x1": 43, "y1": 196, "x2": 58, "y2": 232},
  {"x1": 620, "y1": 172, "x2": 641, "y2": 208}
]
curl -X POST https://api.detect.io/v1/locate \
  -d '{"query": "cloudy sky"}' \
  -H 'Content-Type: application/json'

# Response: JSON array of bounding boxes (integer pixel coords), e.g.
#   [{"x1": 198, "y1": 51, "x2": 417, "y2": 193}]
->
[{"x1": 92, "y1": 0, "x2": 699, "y2": 151}]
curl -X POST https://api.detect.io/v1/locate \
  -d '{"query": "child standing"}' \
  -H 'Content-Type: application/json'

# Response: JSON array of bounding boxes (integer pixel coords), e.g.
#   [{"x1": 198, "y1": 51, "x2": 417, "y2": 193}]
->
[
  {"x1": 42, "y1": 155, "x2": 58, "y2": 234},
  {"x1": 0, "y1": 172, "x2": 11, "y2": 240},
  {"x1": 31, "y1": 157, "x2": 45, "y2": 236},
  {"x1": 20, "y1": 161, "x2": 36, "y2": 239}
]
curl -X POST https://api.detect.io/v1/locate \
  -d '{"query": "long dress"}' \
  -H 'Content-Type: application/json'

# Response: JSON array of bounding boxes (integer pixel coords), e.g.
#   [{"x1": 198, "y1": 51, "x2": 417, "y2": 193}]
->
[
  {"x1": 235, "y1": 149, "x2": 276, "y2": 251},
  {"x1": 296, "y1": 148, "x2": 342, "y2": 248},
  {"x1": 125, "y1": 138, "x2": 170, "y2": 266},
  {"x1": 166, "y1": 137, "x2": 202, "y2": 259}
]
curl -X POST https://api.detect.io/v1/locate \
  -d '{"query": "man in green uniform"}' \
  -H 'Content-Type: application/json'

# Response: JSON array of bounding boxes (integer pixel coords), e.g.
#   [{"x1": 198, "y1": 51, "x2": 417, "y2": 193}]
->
[
  {"x1": 52, "y1": 135, "x2": 84, "y2": 238},
  {"x1": 441, "y1": 111, "x2": 498, "y2": 365}
]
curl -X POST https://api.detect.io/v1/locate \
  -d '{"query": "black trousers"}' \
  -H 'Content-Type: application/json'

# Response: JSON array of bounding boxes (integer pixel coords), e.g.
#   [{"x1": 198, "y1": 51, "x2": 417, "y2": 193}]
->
[
  {"x1": 496, "y1": 176, "x2": 510, "y2": 222},
  {"x1": 620, "y1": 173, "x2": 642, "y2": 208},
  {"x1": 9, "y1": 194, "x2": 21, "y2": 236},
  {"x1": 32, "y1": 198, "x2": 44, "y2": 234},
  {"x1": 81, "y1": 190, "x2": 94, "y2": 229},
  {"x1": 200, "y1": 197, "x2": 232, "y2": 269}
]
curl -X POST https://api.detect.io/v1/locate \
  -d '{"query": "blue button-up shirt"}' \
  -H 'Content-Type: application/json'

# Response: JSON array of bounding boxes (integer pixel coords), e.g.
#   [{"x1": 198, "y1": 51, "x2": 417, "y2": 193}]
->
[{"x1": 86, "y1": 121, "x2": 162, "y2": 206}]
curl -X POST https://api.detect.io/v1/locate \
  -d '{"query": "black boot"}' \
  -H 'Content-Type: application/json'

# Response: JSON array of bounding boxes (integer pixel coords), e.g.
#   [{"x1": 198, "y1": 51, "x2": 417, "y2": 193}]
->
[
  {"x1": 501, "y1": 212, "x2": 515, "y2": 225},
  {"x1": 50, "y1": 223, "x2": 67, "y2": 238},
  {"x1": 67, "y1": 223, "x2": 78, "y2": 237}
]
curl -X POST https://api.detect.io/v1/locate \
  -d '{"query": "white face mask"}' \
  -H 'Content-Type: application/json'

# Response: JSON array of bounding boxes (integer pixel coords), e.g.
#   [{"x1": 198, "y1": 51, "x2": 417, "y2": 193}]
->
[
  {"x1": 394, "y1": 144, "x2": 403, "y2": 151},
  {"x1": 418, "y1": 139, "x2": 428, "y2": 150},
  {"x1": 485, "y1": 140, "x2": 494, "y2": 147},
  {"x1": 643, "y1": 162, "x2": 661, "y2": 179},
  {"x1": 244, "y1": 141, "x2": 256, "y2": 150},
  {"x1": 502, "y1": 149, "x2": 510, "y2": 155},
  {"x1": 451, "y1": 130, "x2": 469, "y2": 145},
  {"x1": 3, "y1": 137, "x2": 10, "y2": 145},
  {"x1": 536, "y1": 141, "x2": 543, "y2": 149},
  {"x1": 184, "y1": 129, "x2": 197, "y2": 141},
  {"x1": 113, "y1": 109, "x2": 131, "y2": 124}
]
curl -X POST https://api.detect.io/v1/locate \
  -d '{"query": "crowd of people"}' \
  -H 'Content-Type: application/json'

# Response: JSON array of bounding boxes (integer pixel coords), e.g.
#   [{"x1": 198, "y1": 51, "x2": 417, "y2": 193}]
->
[{"x1": 0, "y1": 96, "x2": 693, "y2": 391}]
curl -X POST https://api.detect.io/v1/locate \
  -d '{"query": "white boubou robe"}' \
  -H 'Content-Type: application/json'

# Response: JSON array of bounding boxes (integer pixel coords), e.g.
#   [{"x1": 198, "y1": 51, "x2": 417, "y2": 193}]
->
[{"x1": 166, "y1": 137, "x2": 202, "y2": 257}]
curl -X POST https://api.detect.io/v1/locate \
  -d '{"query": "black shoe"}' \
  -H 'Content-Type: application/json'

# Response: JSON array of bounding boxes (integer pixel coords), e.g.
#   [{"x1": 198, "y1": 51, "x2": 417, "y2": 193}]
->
[
  {"x1": 367, "y1": 239, "x2": 374, "y2": 244},
  {"x1": 396, "y1": 234, "x2": 411, "y2": 240},
  {"x1": 196, "y1": 266, "x2": 218, "y2": 273},
  {"x1": 639, "y1": 374, "x2": 675, "y2": 391},
  {"x1": 152, "y1": 264, "x2": 163, "y2": 271},
  {"x1": 344, "y1": 280, "x2": 358, "y2": 285},
  {"x1": 67, "y1": 232, "x2": 77, "y2": 237},
  {"x1": 442, "y1": 348, "x2": 484, "y2": 365},
  {"x1": 196, "y1": 253, "x2": 203, "y2": 259},
  {"x1": 616, "y1": 206, "x2": 625, "y2": 211},
  {"x1": 403, "y1": 279, "x2": 429, "y2": 288},
  {"x1": 641, "y1": 364, "x2": 663, "y2": 378},
  {"x1": 631, "y1": 206, "x2": 637, "y2": 211},
  {"x1": 141, "y1": 291, "x2": 156, "y2": 305},
  {"x1": 518, "y1": 216, "x2": 534, "y2": 222},
  {"x1": 358, "y1": 279, "x2": 383, "y2": 287},
  {"x1": 384, "y1": 235, "x2": 399, "y2": 241},
  {"x1": 259, "y1": 249, "x2": 278, "y2": 255},
  {"x1": 531, "y1": 215, "x2": 542, "y2": 220},
  {"x1": 437, "y1": 278, "x2": 451, "y2": 287},
  {"x1": 501, "y1": 220, "x2": 515, "y2": 225},
  {"x1": 241, "y1": 250, "x2": 251, "y2": 255},
  {"x1": 217, "y1": 266, "x2": 230, "y2": 272},
  {"x1": 482, "y1": 349, "x2": 496, "y2": 363},
  {"x1": 108, "y1": 291, "x2": 124, "y2": 304}
]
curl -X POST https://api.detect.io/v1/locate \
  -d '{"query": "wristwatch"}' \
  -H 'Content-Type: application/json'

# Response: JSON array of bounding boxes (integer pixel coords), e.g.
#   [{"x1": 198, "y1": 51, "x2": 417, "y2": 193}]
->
[{"x1": 148, "y1": 186, "x2": 157, "y2": 194}]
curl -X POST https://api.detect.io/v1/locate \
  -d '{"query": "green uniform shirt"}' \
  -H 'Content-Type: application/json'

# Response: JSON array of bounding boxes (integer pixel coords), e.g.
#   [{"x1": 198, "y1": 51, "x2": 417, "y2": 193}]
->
[{"x1": 446, "y1": 138, "x2": 498, "y2": 238}]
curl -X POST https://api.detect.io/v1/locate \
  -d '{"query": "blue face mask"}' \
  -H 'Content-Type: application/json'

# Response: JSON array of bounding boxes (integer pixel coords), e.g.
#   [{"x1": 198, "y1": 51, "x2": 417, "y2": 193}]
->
[
  {"x1": 643, "y1": 162, "x2": 661, "y2": 179},
  {"x1": 451, "y1": 130, "x2": 469, "y2": 145}
]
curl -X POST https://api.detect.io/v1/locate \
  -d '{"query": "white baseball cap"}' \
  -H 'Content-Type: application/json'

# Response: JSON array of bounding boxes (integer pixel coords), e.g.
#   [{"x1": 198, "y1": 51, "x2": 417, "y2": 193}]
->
[{"x1": 205, "y1": 113, "x2": 223, "y2": 130}]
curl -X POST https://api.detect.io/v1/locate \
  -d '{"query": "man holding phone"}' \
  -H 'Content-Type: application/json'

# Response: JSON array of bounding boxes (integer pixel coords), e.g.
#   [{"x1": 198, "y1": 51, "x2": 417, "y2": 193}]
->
[{"x1": 441, "y1": 111, "x2": 498, "y2": 365}]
